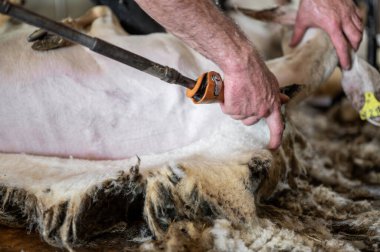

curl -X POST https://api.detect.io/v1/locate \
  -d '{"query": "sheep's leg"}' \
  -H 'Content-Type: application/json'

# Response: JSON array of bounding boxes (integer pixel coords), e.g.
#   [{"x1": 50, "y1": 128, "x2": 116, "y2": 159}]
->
[
  {"x1": 341, "y1": 55, "x2": 380, "y2": 126},
  {"x1": 241, "y1": 7, "x2": 338, "y2": 95},
  {"x1": 267, "y1": 28, "x2": 337, "y2": 95},
  {"x1": 252, "y1": 6, "x2": 380, "y2": 125},
  {"x1": 74, "y1": 6, "x2": 126, "y2": 37}
]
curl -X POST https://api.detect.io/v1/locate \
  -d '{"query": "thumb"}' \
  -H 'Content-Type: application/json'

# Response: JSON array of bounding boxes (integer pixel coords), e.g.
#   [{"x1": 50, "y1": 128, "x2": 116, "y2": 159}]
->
[
  {"x1": 290, "y1": 22, "x2": 307, "y2": 47},
  {"x1": 265, "y1": 108, "x2": 284, "y2": 150}
]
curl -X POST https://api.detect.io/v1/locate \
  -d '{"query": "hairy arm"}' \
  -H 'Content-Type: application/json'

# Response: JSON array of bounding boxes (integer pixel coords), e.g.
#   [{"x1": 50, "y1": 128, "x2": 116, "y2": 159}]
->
[
  {"x1": 135, "y1": 0, "x2": 253, "y2": 72},
  {"x1": 135, "y1": 0, "x2": 285, "y2": 149}
]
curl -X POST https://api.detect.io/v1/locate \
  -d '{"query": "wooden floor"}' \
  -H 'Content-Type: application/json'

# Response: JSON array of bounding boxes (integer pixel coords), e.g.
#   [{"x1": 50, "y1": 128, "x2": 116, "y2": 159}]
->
[
  {"x1": 0, "y1": 226, "x2": 60, "y2": 252},
  {"x1": 0, "y1": 225, "x2": 144, "y2": 251}
]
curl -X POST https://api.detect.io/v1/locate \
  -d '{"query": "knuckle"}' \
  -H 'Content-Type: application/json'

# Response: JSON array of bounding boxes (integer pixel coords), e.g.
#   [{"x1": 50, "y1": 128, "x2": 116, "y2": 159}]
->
[
  {"x1": 330, "y1": 26, "x2": 341, "y2": 35},
  {"x1": 257, "y1": 111, "x2": 266, "y2": 118},
  {"x1": 231, "y1": 109, "x2": 242, "y2": 116},
  {"x1": 257, "y1": 108, "x2": 269, "y2": 118},
  {"x1": 256, "y1": 106, "x2": 268, "y2": 118},
  {"x1": 343, "y1": 15, "x2": 352, "y2": 24},
  {"x1": 330, "y1": 18, "x2": 341, "y2": 28}
]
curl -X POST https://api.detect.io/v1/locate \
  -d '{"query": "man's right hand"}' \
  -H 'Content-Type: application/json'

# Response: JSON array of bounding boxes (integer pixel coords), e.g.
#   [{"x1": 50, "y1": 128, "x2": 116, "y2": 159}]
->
[{"x1": 221, "y1": 56, "x2": 286, "y2": 150}]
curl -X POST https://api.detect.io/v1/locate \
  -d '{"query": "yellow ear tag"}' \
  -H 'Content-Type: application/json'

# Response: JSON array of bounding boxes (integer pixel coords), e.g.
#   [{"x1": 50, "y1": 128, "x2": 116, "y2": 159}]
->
[{"x1": 360, "y1": 92, "x2": 380, "y2": 120}]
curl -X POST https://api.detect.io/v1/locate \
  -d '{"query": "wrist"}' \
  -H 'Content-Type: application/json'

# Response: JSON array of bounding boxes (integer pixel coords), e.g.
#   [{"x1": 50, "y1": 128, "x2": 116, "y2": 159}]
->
[{"x1": 219, "y1": 43, "x2": 263, "y2": 75}]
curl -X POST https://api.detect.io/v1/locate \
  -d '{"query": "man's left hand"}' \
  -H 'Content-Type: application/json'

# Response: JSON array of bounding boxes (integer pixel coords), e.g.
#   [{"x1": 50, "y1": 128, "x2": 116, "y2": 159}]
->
[{"x1": 290, "y1": 0, "x2": 364, "y2": 70}]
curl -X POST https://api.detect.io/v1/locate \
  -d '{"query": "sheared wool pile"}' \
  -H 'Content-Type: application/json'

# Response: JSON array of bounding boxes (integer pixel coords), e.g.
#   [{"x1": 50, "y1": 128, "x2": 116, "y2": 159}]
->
[{"x1": 140, "y1": 99, "x2": 380, "y2": 252}]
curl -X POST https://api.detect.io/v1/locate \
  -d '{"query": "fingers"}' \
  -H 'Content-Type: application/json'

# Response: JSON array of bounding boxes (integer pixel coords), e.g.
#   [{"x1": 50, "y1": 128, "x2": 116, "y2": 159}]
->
[
  {"x1": 230, "y1": 113, "x2": 260, "y2": 125},
  {"x1": 231, "y1": 113, "x2": 258, "y2": 122},
  {"x1": 229, "y1": 102, "x2": 285, "y2": 150},
  {"x1": 342, "y1": 17, "x2": 362, "y2": 50},
  {"x1": 265, "y1": 107, "x2": 284, "y2": 150},
  {"x1": 242, "y1": 116, "x2": 260, "y2": 126},
  {"x1": 231, "y1": 114, "x2": 248, "y2": 120},
  {"x1": 328, "y1": 6, "x2": 363, "y2": 69},
  {"x1": 352, "y1": 12, "x2": 363, "y2": 32},
  {"x1": 289, "y1": 21, "x2": 307, "y2": 47},
  {"x1": 330, "y1": 16, "x2": 363, "y2": 70},
  {"x1": 355, "y1": 7, "x2": 365, "y2": 28},
  {"x1": 228, "y1": 93, "x2": 288, "y2": 134},
  {"x1": 230, "y1": 106, "x2": 285, "y2": 150},
  {"x1": 328, "y1": 28, "x2": 350, "y2": 70}
]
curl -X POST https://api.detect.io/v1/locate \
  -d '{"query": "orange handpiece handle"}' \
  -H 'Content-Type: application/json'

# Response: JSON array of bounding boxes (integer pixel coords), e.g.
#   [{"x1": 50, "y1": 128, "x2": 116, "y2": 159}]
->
[{"x1": 186, "y1": 71, "x2": 224, "y2": 104}]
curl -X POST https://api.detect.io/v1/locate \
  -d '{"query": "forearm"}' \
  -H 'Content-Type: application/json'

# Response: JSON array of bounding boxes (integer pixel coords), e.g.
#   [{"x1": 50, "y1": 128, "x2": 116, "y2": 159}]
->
[{"x1": 134, "y1": 0, "x2": 262, "y2": 74}]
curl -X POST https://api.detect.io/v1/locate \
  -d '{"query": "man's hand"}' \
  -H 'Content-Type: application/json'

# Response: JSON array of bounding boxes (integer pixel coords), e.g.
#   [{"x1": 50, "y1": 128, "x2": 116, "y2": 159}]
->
[
  {"x1": 290, "y1": 0, "x2": 363, "y2": 70},
  {"x1": 135, "y1": 0, "x2": 287, "y2": 149},
  {"x1": 221, "y1": 56, "x2": 286, "y2": 150}
]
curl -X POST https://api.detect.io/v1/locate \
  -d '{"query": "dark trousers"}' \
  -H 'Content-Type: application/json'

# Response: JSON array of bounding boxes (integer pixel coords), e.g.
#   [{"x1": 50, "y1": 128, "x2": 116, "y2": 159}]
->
[{"x1": 91, "y1": 0, "x2": 165, "y2": 34}]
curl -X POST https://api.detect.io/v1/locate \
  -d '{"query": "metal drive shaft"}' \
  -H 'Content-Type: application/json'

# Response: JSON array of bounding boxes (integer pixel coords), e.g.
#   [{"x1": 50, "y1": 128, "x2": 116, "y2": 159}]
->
[{"x1": 0, "y1": 0, "x2": 196, "y2": 89}]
